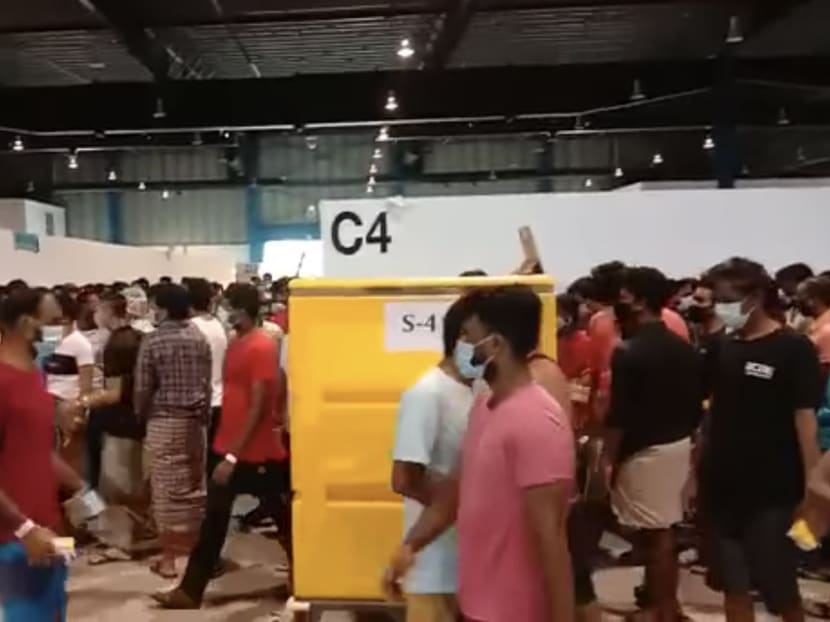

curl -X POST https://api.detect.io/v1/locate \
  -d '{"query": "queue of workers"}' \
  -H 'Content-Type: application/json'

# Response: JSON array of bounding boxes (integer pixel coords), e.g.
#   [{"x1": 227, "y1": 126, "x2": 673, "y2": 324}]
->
[
  {"x1": 384, "y1": 259, "x2": 830, "y2": 622},
  {"x1": 0, "y1": 274, "x2": 292, "y2": 620}
]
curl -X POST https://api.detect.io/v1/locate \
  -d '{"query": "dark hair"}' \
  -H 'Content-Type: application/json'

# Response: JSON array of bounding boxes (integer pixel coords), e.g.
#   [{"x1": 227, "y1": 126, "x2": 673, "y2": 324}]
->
[
  {"x1": 459, "y1": 269, "x2": 488, "y2": 277},
  {"x1": 802, "y1": 276, "x2": 830, "y2": 307},
  {"x1": 556, "y1": 293, "x2": 580, "y2": 323},
  {"x1": 6, "y1": 279, "x2": 28, "y2": 292},
  {"x1": 132, "y1": 278, "x2": 150, "y2": 291},
  {"x1": 775, "y1": 263, "x2": 813, "y2": 286},
  {"x1": 442, "y1": 297, "x2": 473, "y2": 357},
  {"x1": 466, "y1": 285, "x2": 541, "y2": 358},
  {"x1": 566, "y1": 276, "x2": 597, "y2": 302},
  {"x1": 621, "y1": 266, "x2": 672, "y2": 313},
  {"x1": 155, "y1": 284, "x2": 191, "y2": 320},
  {"x1": 159, "y1": 276, "x2": 173, "y2": 285},
  {"x1": 590, "y1": 261, "x2": 626, "y2": 304},
  {"x1": 263, "y1": 272, "x2": 273, "y2": 280},
  {"x1": 186, "y1": 278, "x2": 214, "y2": 313},
  {"x1": 56, "y1": 290, "x2": 80, "y2": 322},
  {"x1": 707, "y1": 257, "x2": 781, "y2": 313},
  {"x1": 228, "y1": 284, "x2": 260, "y2": 320},
  {"x1": 101, "y1": 292, "x2": 128, "y2": 319},
  {"x1": 0, "y1": 287, "x2": 43, "y2": 333}
]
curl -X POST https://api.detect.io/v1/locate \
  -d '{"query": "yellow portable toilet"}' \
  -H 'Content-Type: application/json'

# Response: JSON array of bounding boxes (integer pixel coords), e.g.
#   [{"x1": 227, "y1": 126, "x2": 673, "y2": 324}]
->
[{"x1": 287, "y1": 275, "x2": 556, "y2": 607}]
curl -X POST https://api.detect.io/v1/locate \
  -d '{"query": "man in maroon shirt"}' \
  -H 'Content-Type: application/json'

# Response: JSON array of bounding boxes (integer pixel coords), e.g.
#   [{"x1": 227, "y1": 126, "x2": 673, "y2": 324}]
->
[{"x1": 0, "y1": 287, "x2": 86, "y2": 622}]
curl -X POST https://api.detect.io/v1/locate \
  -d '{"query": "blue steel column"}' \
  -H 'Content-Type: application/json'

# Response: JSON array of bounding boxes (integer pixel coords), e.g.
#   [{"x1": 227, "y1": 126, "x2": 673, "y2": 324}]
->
[{"x1": 106, "y1": 190, "x2": 123, "y2": 244}]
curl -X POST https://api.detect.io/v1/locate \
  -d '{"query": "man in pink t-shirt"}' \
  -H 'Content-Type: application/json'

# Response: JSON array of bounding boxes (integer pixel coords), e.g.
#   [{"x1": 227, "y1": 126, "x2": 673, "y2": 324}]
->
[{"x1": 384, "y1": 285, "x2": 575, "y2": 622}]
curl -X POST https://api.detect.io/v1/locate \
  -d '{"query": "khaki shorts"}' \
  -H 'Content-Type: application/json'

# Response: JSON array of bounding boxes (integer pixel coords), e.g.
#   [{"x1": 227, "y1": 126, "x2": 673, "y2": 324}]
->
[{"x1": 406, "y1": 594, "x2": 458, "y2": 622}]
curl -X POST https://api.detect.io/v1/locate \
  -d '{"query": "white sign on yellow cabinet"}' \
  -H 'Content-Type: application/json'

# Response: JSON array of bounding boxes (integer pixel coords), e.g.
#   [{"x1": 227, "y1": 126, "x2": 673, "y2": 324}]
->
[{"x1": 383, "y1": 300, "x2": 453, "y2": 352}]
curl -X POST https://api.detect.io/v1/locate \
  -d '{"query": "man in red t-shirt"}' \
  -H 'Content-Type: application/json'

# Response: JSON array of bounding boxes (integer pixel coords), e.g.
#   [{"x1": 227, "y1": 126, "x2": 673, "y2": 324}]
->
[
  {"x1": 0, "y1": 287, "x2": 87, "y2": 621},
  {"x1": 156, "y1": 284, "x2": 290, "y2": 610}
]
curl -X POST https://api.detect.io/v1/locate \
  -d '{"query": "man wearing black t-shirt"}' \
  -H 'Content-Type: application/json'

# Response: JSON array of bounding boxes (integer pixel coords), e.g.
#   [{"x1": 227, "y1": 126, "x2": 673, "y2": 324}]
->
[
  {"x1": 605, "y1": 267, "x2": 704, "y2": 622},
  {"x1": 703, "y1": 258, "x2": 822, "y2": 622}
]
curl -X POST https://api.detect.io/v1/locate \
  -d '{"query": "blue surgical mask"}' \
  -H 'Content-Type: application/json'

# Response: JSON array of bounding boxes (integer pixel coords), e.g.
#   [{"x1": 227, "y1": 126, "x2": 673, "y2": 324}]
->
[
  {"x1": 715, "y1": 301, "x2": 751, "y2": 331},
  {"x1": 454, "y1": 340, "x2": 486, "y2": 380}
]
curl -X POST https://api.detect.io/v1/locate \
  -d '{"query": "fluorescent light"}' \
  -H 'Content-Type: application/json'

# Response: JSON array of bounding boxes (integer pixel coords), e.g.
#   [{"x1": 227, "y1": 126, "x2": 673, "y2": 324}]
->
[
  {"x1": 368, "y1": 175, "x2": 376, "y2": 186},
  {"x1": 138, "y1": 181, "x2": 147, "y2": 191},
  {"x1": 376, "y1": 127, "x2": 390, "y2": 142},
  {"x1": 161, "y1": 189, "x2": 170, "y2": 200},
  {"x1": 366, "y1": 184, "x2": 375, "y2": 194},
  {"x1": 385, "y1": 92, "x2": 399, "y2": 112},
  {"x1": 584, "y1": 178, "x2": 593, "y2": 189},
  {"x1": 397, "y1": 38, "x2": 414, "y2": 59},
  {"x1": 372, "y1": 148, "x2": 382, "y2": 160},
  {"x1": 153, "y1": 97, "x2": 166, "y2": 120},
  {"x1": 369, "y1": 163, "x2": 378, "y2": 175},
  {"x1": 108, "y1": 169, "x2": 117, "y2": 182}
]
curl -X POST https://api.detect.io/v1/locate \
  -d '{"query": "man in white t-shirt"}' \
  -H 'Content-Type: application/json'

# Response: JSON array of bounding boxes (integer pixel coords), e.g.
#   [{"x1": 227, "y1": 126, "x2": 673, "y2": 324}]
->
[
  {"x1": 187, "y1": 279, "x2": 229, "y2": 447},
  {"x1": 391, "y1": 297, "x2": 477, "y2": 622}
]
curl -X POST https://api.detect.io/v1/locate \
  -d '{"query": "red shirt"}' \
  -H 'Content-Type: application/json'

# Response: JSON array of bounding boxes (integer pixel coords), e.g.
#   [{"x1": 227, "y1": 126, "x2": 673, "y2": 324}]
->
[
  {"x1": 214, "y1": 330, "x2": 287, "y2": 463},
  {"x1": 557, "y1": 329, "x2": 593, "y2": 380},
  {"x1": 0, "y1": 363, "x2": 60, "y2": 543}
]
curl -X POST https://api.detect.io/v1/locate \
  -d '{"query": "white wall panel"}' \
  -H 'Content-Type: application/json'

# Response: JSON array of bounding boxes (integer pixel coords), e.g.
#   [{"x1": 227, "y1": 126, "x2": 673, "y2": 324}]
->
[
  {"x1": 121, "y1": 189, "x2": 245, "y2": 245},
  {"x1": 59, "y1": 192, "x2": 110, "y2": 241}
]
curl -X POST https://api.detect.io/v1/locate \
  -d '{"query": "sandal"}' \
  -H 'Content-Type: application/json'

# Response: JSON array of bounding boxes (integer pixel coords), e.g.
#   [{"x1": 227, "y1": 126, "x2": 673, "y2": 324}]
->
[{"x1": 149, "y1": 559, "x2": 178, "y2": 579}]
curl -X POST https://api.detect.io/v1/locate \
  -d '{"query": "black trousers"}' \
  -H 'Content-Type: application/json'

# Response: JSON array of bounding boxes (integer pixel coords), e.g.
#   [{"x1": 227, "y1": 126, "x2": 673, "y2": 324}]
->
[{"x1": 179, "y1": 452, "x2": 292, "y2": 601}]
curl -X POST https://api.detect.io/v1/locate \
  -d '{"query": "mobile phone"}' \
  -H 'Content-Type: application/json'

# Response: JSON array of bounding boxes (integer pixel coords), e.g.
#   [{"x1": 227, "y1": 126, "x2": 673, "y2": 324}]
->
[{"x1": 518, "y1": 226, "x2": 543, "y2": 273}]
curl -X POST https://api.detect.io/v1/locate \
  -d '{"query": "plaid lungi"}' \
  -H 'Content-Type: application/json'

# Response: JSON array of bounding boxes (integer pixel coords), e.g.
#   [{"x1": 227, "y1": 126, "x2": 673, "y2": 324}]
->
[{"x1": 145, "y1": 416, "x2": 207, "y2": 536}]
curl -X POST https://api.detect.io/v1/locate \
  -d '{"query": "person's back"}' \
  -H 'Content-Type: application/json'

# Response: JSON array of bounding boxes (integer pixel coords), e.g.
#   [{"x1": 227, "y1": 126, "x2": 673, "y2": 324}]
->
[{"x1": 139, "y1": 320, "x2": 211, "y2": 415}]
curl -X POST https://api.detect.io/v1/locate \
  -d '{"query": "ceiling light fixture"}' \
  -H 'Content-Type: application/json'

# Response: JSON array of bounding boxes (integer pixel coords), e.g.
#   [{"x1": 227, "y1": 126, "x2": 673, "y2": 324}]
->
[
  {"x1": 376, "y1": 126, "x2": 390, "y2": 142},
  {"x1": 652, "y1": 152, "x2": 664, "y2": 165},
  {"x1": 703, "y1": 135, "x2": 715, "y2": 150},
  {"x1": 221, "y1": 129, "x2": 231, "y2": 139},
  {"x1": 372, "y1": 148, "x2": 383, "y2": 160},
  {"x1": 161, "y1": 189, "x2": 170, "y2": 200},
  {"x1": 12, "y1": 136, "x2": 24, "y2": 152},
  {"x1": 306, "y1": 204, "x2": 317, "y2": 219},
  {"x1": 107, "y1": 169, "x2": 117, "y2": 182},
  {"x1": 138, "y1": 181, "x2": 147, "y2": 191},
  {"x1": 630, "y1": 78, "x2": 646, "y2": 101},
  {"x1": 385, "y1": 92, "x2": 399, "y2": 112},
  {"x1": 369, "y1": 163, "x2": 378, "y2": 175},
  {"x1": 368, "y1": 175, "x2": 377, "y2": 186},
  {"x1": 726, "y1": 15, "x2": 743, "y2": 44},
  {"x1": 192, "y1": 132, "x2": 203, "y2": 146},
  {"x1": 366, "y1": 184, "x2": 375, "y2": 195},
  {"x1": 397, "y1": 38, "x2": 414, "y2": 59},
  {"x1": 614, "y1": 166, "x2": 624, "y2": 178},
  {"x1": 306, "y1": 136, "x2": 318, "y2": 151},
  {"x1": 584, "y1": 178, "x2": 593, "y2": 189},
  {"x1": 67, "y1": 153, "x2": 79, "y2": 170},
  {"x1": 153, "y1": 97, "x2": 166, "y2": 120},
  {"x1": 777, "y1": 107, "x2": 790, "y2": 126}
]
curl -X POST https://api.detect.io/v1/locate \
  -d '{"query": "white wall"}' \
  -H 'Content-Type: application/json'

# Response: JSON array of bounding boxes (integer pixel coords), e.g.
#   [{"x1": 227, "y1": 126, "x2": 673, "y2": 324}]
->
[
  {"x1": 0, "y1": 199, "x2": 26, "y2": 232},
  {"x1": 320, "y1": 188, "x2": 830, "y2": 285},
  {"x1": 146, "y1": 244, "x2": 250, "y2": 266},
  {"x1": 24, "y1": 200, "x2": 66, "y2": 237},
  {"x1": 0, "y1": 229, "x2": 235, "y2": 285}
]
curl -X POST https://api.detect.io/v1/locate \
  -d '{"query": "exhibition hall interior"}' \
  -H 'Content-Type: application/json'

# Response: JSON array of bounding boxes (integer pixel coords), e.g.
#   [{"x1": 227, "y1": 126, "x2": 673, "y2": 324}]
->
[{"x1": 2, "y1": 0, "x2": 830, "y2": 621}]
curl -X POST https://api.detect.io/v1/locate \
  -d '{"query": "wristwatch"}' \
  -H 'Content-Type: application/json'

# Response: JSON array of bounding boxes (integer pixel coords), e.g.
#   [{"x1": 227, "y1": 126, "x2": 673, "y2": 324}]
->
[{"x1": 224, "y1": 453, "x2": 238, "y2": 465}]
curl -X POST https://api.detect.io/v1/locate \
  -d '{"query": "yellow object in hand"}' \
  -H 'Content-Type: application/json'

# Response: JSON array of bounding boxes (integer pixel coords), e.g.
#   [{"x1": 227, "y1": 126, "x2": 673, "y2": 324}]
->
[{"x1": 788, "y1": 519, "x2": 819, "y2": 551}]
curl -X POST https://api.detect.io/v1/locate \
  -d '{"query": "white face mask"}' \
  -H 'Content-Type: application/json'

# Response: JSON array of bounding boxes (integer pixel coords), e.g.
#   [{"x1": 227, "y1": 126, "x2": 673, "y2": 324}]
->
[
  {"x1": 41, "y1": 325, "x2": 64, "y2": 343},
  {"x1": 715, "y1": 301, "x2": 752, "y2": 331}
]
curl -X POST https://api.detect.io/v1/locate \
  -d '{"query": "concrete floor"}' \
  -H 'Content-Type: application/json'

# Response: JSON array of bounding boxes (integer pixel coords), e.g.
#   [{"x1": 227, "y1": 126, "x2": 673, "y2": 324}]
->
[{"x1": 66, "y1": 531, "x2": 830, "y2": 621}]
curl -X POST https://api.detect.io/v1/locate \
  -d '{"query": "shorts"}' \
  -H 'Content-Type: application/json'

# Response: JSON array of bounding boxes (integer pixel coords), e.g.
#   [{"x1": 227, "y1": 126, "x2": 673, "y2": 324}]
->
[
  {"x1": 0, "y1": 541, "x2": 68, "y2": 622},
  {"x1": 406, "y1": 593, "x2": 458, "y2": 622},
  {"x1": 612, "y1": 438, "x2": 691, "y2": 530},
  {"x1": 708, "y1": 506, "x2": 800, "y2": 614}
]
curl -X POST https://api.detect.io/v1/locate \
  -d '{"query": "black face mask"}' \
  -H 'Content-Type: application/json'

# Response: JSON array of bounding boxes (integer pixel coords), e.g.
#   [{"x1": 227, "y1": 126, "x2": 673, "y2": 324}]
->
[
  {"x1": 613, "y1": 302, "x2": 634, "y2": 326},
  {"x1": 686, "y1": 305, "x2": 713, "y2": 324},
  {"x1": 797, "y1": 302, "x2": 814, "y2": 318}
]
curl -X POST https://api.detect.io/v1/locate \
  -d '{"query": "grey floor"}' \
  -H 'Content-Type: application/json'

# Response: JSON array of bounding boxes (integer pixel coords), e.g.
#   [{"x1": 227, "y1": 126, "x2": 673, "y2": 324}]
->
[{"x1": 66, "y1": 532, "x2": 830, "y2": 621}]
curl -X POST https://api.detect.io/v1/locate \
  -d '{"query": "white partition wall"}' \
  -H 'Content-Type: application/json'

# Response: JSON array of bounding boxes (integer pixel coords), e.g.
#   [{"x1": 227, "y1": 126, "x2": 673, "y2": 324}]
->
[
  {"x1": 320, "y1": 188, "x2": 830, "y2": 284},
  {"x1": 0, "y1": 229, "x2": 234, "y2": 285}
]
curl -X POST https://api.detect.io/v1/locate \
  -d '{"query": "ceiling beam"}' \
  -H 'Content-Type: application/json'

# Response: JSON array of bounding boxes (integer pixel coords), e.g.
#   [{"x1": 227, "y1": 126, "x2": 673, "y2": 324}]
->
[
  {"x1": 420, "y1": 0, "x2": 478, "y2": 69},
  {"x1": 3, "y1": 58, "x2": 830, "y2": 134}
]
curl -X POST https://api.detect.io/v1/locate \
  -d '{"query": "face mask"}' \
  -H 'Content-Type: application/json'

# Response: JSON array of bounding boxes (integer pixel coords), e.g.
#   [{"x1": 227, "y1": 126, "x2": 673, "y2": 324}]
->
[
  {"x1": 677, "y1": 296, "x2": 694, "y2": 312},
  {"x1": 715, "y1": 301, "x2": 751, "y2": 331},
  {"x1": 454, "y1": 340, "x2": 486, "y2": 380},
  {"x1": 686, "y1": 305, "x2": 712, "y2": 324},
  {"x1": 613, "y1": 302, "x2": 635, "y2": 326},
  {"x1": 41, "y1": 325, "x2": 63, "y2": 343}
]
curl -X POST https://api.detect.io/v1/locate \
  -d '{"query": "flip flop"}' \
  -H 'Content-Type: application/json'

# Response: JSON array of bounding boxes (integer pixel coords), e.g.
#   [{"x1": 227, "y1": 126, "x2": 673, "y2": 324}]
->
[{"x1": 149, "y1": 559, "x2": 178, "y2": 579}]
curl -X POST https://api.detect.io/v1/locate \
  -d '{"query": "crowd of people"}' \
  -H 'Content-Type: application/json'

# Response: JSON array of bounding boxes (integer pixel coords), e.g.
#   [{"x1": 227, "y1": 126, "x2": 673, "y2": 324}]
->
[
  {"x1": 0, "y1": 273, "x2": 293, "y2": 620},
  {"x1": 384, "y1": 258, "x2": 830, "y2": 622},
  {"x1": 4, "y1": 257, "x2": 830, "y2": 622}
]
